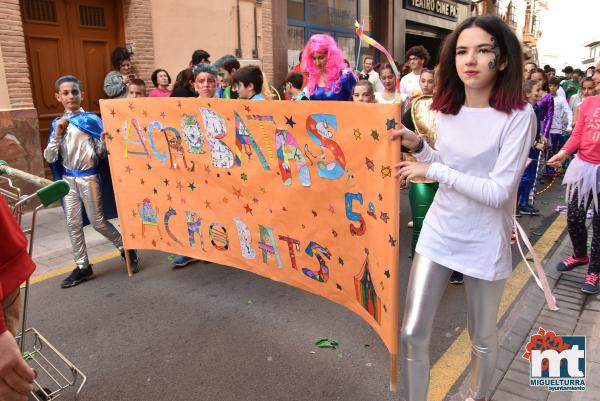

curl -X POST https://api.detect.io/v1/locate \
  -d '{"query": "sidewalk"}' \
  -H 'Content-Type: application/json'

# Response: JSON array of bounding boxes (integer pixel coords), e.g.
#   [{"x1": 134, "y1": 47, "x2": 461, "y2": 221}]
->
[
  {"x1": 450, "y1": 222, "x2": 599, "y2": 401},
  {"x1": 23, "y1": 206, "x2": 121, "y2": 277}
]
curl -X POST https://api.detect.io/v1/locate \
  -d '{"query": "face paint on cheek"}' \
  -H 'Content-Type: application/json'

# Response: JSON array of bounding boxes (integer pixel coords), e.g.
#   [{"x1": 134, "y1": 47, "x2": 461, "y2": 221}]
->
[
  {"x1": 70, "y1": 85, "x2": 81, "y2": 100},
  {"x1": 488, "y1": 36, "x2": 500, "y2": 70}
]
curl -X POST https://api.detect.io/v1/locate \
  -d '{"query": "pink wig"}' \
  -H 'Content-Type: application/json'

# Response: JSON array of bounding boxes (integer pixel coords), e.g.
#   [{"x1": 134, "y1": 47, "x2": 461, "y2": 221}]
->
[{"x1": 301, "y1": 34, "x2": 346, "y2": 95}]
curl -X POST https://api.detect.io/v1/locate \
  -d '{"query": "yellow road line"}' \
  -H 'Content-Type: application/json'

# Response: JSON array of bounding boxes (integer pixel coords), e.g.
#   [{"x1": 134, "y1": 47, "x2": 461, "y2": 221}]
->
[
  {"x1": 427, "y1": 213, "x2": 567, "y2": 401},
  {"x1": 29, "y1": 250, "x2": 120, "y2": 285}
]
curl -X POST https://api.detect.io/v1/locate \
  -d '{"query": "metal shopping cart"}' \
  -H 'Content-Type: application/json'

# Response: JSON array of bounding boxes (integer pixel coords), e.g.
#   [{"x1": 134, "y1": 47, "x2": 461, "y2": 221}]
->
[{"x1": 0, "y1": 160, "x2": 87, "y2": 400}]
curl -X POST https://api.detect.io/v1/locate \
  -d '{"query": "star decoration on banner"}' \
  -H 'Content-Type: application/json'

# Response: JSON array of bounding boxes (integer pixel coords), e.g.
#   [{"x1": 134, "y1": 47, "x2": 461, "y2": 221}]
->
[
  {"x1": 285, "y1": 116, "x2": 296, "y2": 128},
  {"x1": 381, "y1": 166, "x2": 392, "y2": 178},
  {"x1": 244, "y1": 204, "x2": 253, "y2": 215},
  {"x1": 204, "y1": 164, "x2": 211, "y2": 174},
  {"x1": 365, "y1": 157, "x2": 375, "y2": 171},
  {"x1": 222, "y1": 197, "x2": 229, "y2": 204},
  {"x1": 146, "y1": 163, "x2": 153, "y2": 170},
  {"x1": 338, "y1": 257, "x2": 344, "y2": 266},
  {"x1": 244, "y1": 105, "x2": 251, "y2": 113},
  {"x1": 188, "y1": 182, "x2": 196, "y2": 191},
  {"x1": 140, "y1": 179, "x2": 145, "y2": 185},
  {"x1": 205, "y1": 200, "x2": 211, "y2": 209},
  {"x1": 386, "y1": 118, "x2": 397, "y2": 130},
  {"x1": 380, "y1": 281, "x2": 384, "y2": 290},
  {"x1": 384, "y1": 304, "x2": 387, "y2": 313},
  {"x1": 232, "y1": 186, "x2": 243, "y2": 198},
  {"x1": 328, "y1": 205, "x2": 335, "y2": 214},
  {"x1": 380, "y1": 212, "x2": 389, "y2": 223},
  {"x1": 131, "y1": 209, "x2": 137, "y2": 217},
  {"x1": 130, "y1": 233, "x2": 136, "y2": 239},
  {"x1": 153, "y1": 187, "x2": 158, "y2": 195},
  {"x1": 371, "y1": 129, "x2": 379, "y2": 141},
  {"x1": 180, "y1": 198, "x2": 187, "y2": 204},
  {"x1": 152, "y1": 240, "x2": 157, "y2": 247},
  {"x1": 116, "y1": 128, "x2": 121, "y2": 134},
  {"x1": 282, "y1": 206, "x2": 288, "y2": 212},
  {"x1": 259, "y1": 186, "x2": 266, "y2": 194},
  {"x1": 125, "y1": 165, "x2": 133, "y2": 174},
  {"x1": 160, "y1": 111, "x2": 167, "y2": 119},
  {"x1": 388, "y1": 235, "x2": 397, "y2": 247},
  {"x1": 176, "y1": 181, "x2": 183, "y2": 191},
  {"x1": 311, "y1": 210, "x2": 318, "y2": 217},
  {"x1": 331, "y1": 230, "x2": 338, "y2": 237},
  {"x1": 241, "y1": 172, "x2": 248, "y2": 181},
  {"x1": 384, "y1": 270, "x2": 391, "y2": 278},
  {"x1": 353, "y1": 128, "x2": 362, "y2": 140},
  {"x1": 252, "y1": 197, "x2": 259, "y2": 204},
  {"x1": 142, "y1": 110, "x2": 148, "y2": 117},
  {"x1": 336, "y1": 283, "x2": 342, "y2": 290},
  {"x1": 176, "y1": 101, "x2": 182, "y2": 108},
  {"x1": 128, "y1": 102, "x2": 135, "y2": 111},
  {"x1": 163, "y1": 178, "x2": 170, "y2": 186},
  {"x1": 378, "y1": 193, "x2": 383, "y2": 201},
  {"x1": 166, "y1": 193, "x2": 172, "y2": 202},
  {"x1": 110, "y1": 109, "x2": 116, "y2": 117}
]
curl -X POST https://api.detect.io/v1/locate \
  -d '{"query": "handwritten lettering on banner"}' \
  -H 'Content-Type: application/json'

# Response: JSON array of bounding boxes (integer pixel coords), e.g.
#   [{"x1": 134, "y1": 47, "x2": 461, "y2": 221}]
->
[{"x1": 100, "y1": 98, "x2": 401, "y2": 353}]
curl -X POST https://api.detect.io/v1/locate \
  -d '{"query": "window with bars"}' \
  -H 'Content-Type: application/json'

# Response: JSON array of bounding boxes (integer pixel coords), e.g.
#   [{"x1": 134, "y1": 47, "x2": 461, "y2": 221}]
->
[
  {"x1": 79, "y1": 5, "x2": 106, "y2": 27},
  {"x1": 23, "y1": 0, "x2": 57, "y2": 23}
]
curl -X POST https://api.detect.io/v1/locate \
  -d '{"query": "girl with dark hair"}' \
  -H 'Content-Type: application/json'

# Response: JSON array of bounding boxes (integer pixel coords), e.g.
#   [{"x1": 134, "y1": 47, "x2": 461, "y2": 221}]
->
[
  {"x1": 103, "y1": 47, "x2": 133, "y2": 99},
  {"x1": 392, "y1": 15, "x2": 538, "y2": 401},
  {"x1": 531, "y1": 68, "x2": 554, "y2": 147},
  {"x1": 148, "y1": 69, "x2": 172, "y2": 97},
  {"x1": 374, "y1": 63, "x2": 402, "y2": 104},
  {"x1": 170, "y1": 68, "x2": 197, "y2": 98}
]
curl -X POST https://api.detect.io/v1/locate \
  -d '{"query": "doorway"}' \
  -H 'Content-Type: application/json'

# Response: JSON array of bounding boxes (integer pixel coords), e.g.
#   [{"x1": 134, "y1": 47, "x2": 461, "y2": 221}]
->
[{"x1": 21, "y1": 0, "x2": 124, "y2": 176}]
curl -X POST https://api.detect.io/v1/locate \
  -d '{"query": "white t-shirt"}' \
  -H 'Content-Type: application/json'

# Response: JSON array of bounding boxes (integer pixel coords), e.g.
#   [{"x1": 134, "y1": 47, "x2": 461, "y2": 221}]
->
[
  {"x1": 399, "y1": 72, "x2": 421, "y2": 101},
  {"x1": 361, "y1": 70, "x2": 380, "y2": 89},
  {"x1": 550, "y1": 95, "x2": 573, "y2": 133},
  {"x1": 414, "y1": 105, "x2": 536, "y2": 281},
  {"x1": 374, "y1": 91, "x2": 401, "y2": 104}
]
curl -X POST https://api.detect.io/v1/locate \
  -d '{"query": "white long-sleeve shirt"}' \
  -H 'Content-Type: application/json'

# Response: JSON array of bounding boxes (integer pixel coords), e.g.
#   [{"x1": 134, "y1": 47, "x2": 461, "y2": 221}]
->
[
  {"x1": 414, "y1": 105, "x2": 536, "y2": 281},
  {"x1": 550, "y1": 95, "x2": 573, "y2": 133},
  {"x1": 399, "y1": 72, "x2": 421, "y2": 101}
]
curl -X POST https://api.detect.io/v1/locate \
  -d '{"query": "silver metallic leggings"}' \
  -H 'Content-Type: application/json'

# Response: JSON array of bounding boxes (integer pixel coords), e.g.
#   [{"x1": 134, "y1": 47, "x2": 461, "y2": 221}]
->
[
  {"x1": 401, "y1": 253, "x2": 506, "y2": 401},
  {"x1": 63, "y1": 175, "x2": 122, "y2": 268}
]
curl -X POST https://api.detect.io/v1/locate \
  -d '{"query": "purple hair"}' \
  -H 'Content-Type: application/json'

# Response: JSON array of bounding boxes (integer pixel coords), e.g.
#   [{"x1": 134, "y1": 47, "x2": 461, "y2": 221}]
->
[{"x1": 301, "y1": 34, "x2": 346, "y2": 96}]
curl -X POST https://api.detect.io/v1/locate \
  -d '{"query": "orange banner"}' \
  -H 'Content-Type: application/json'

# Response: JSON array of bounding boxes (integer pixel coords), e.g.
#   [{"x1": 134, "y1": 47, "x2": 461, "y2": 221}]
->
[{"x1": 100, "y1": 98, "x2": 401, "y2": 354}]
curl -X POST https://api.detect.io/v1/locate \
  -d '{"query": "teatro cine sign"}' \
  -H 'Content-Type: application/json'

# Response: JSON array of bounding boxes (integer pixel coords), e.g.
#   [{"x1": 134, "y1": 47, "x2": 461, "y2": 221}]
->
[{"x1": 404, "y1": 0, "x2": 459, "y2": 22}]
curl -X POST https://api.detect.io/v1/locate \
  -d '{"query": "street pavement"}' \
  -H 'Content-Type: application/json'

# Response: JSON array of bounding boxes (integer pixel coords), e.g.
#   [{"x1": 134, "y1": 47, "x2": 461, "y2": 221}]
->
[{"x1": 14, "y1": 180, "x2": 599, "y2": 401}]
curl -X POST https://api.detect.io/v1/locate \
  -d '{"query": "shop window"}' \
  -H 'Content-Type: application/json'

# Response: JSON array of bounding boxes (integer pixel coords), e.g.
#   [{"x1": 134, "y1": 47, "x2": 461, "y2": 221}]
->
[
  {"x1": 287, "y1": 25, "x2": 305, "y2": 69},
  {"x1": 288, "y1": 0, "x2": 305, "y2": 20},
  {"x1": 307, "y1": 0, "x2": 357, "y2": 29},
  {"x1": 337, "y1": 36, "x2": 356, "y2": 69}
]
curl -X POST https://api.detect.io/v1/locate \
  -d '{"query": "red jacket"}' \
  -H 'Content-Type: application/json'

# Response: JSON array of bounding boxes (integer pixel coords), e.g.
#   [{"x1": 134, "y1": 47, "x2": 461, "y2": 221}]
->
[{"x1": 0, "y1": 197, "x2": 35, "y2": 333}]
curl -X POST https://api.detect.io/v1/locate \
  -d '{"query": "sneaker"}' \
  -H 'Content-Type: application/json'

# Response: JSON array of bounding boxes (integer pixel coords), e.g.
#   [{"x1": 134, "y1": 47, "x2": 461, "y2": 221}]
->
[
  {"x1": 519, "y1": 205, "x2": 540, "y2": 216},
  {"x1": 61, "y1": 265, "x2": 95, "y2": 288},
  {"x1": 581, "y1": 272, "x2": 599, "y2": 294},
  {"x1": 407, "y1": 220, "x2": 414, "y2": 228},
  {"x1": 121, "y1": 249, "x2": 140, "y2": 274},
  {"x1": 172, "y1": 255, "x2": 199, "y2": 268},
  {"x1": 449, "y1": 271, "x2": 464, "y2": 284},
  {"x1": 557, "y1": 254, "x2": 589, "y2": 272}
]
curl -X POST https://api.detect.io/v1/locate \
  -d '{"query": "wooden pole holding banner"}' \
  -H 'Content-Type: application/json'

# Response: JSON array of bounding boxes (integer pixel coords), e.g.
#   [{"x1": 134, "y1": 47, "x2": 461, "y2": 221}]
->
[
  {"x1": 123, "y1": 248, "x2": 133, "y2": 277},
  {"x1": 389, "y1": 103, "x2": 402, "y2": 392}
]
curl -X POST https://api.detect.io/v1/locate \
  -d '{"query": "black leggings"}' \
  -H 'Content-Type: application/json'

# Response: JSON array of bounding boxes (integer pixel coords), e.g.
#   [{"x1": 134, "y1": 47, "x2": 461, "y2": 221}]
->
[{"x1": 567, "y1": 189, "x2": 600, "y2": 274}]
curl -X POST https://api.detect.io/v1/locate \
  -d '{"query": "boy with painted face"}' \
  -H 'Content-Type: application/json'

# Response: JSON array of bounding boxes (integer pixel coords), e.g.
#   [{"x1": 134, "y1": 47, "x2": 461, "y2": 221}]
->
[{"x1": 44, "y1": 75, "x2": 139, "y2": 288}]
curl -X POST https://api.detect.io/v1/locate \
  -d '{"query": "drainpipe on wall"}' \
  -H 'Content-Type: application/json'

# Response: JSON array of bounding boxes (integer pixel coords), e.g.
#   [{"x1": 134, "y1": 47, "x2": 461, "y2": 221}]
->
[
  {"x1": 236, "y1": 0, "x2": 242, "y2": 58},
  {"x1": 252, "y1": 0, "x2": 260, "y2": 59}
]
